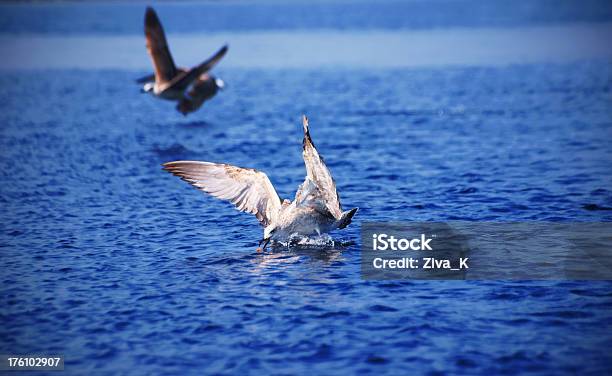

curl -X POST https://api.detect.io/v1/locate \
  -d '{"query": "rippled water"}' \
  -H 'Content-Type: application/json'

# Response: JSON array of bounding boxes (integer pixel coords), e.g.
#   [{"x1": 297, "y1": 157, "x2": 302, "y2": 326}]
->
[
  {"x1": 1, "y1": 64, "x2": 611, "y2": 374},
  {"x1": 1, "y1": 1, "x2": 612, "y2": 375}
]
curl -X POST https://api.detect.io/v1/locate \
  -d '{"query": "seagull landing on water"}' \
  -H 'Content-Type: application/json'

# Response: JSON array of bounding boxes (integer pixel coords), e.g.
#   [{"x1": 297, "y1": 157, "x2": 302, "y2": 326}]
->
[
  {"x1": 163, "y1": 115, "x2": 358, "y2": 251},
  {"x1": 137, "y1": 7, "x2": 227, "y2": 115}
]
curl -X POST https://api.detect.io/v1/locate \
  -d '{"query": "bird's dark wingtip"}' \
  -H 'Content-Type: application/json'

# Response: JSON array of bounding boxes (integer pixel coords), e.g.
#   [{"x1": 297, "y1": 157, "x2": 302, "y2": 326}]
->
[
  {"x1": 145, "y1": 6, "x2": 159, "y2": 27},
  {"x1": 302, "y1": 114, "x2": 313, "y2": 149},
  {"x1": 215, "y1": 44, "x2": 229, "y2": 59}
]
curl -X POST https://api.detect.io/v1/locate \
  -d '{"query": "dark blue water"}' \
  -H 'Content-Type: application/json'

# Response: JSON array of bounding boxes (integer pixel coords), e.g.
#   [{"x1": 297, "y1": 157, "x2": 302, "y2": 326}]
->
[
  {"x1": 1, "y1": 0, "x2": 612, "y2": 34},
  {"x1": 1, "y1": 1, "x2": 612, "y2": 375},
  {"x1": 1, "y1": 64, "x2": 611, "y2": 375}
]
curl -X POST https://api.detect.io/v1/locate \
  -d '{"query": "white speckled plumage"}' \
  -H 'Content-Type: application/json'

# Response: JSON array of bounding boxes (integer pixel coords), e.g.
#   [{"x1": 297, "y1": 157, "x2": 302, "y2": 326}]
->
[{"x1": 163, "y1": 115, "x2": 358, "y2": 247}]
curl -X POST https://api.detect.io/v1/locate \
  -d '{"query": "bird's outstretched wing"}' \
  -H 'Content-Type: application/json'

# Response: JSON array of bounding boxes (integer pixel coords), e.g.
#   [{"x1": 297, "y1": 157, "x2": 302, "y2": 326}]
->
[
  {"x1": 145, "y1": 6, "x2": 177, "y2": 84},
  {"x1": 163, "y1": 161, "x2": 282, "y2": 227},
  {"x1": 301, "y1": 115, "x2": 343, "y2": 219},
  {"x1": 165, "y1": 45, "x2": 228, "y2": 93}
]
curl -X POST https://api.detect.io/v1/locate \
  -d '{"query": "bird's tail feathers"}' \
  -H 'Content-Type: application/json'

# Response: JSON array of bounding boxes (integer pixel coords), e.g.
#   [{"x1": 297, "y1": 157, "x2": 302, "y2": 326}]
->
[
  {"x1": 135, "y1": 73, "x2": 155, "y2": 84},
  {"x1": 337, "y1": 207, "x2": 358, "y2": 229}
]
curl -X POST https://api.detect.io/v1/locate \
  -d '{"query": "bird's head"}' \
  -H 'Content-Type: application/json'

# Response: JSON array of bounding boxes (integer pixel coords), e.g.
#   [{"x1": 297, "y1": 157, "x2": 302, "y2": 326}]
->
[
  {"x1": 214, "y1": 77, "x2": 225, "y2": 90},
  {"x1": 141, "y1": 82, "x2": 155, "y2": 94}
]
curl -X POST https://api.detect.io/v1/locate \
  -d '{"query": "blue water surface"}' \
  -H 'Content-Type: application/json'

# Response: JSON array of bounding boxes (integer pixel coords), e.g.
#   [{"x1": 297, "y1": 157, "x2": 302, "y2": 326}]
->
[
  {"x1": 0, "y1": 0, "x2": 611, "y2": 34},
  {"x1": 1, "y1": 1, "x2": 612, "y2": 375}
]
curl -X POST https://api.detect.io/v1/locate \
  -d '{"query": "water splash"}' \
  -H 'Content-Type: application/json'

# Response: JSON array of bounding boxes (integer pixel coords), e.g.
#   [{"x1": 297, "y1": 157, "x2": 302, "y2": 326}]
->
[{"x1": 277, "y1": 233, "x2": 336, "y2": 248}]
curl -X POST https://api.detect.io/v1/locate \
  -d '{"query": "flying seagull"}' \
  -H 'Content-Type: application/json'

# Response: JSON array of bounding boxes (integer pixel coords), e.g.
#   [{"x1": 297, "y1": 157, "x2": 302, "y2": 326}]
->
[
  {"x1": 139, "y1": 6, "x2": 227, "y2": 115},
  {"x1": 163, "y1": 115, "x2": 358, "y2": 250}
]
